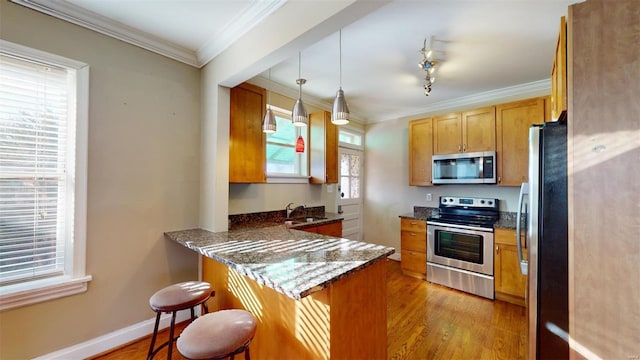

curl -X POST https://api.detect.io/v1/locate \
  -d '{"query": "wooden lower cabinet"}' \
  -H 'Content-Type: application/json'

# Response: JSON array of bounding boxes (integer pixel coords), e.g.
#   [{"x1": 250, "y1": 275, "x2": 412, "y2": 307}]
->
[
  {"x1": 316, "y1": 221, "x2": 342, "y2": 237},
  {"x1": 202, "y1": 256, "x2": 388, "y2": 359},
  {"x1": 298, "y1": 221, "x2": 342, "y2": 237},
  {"x1": 494, "y1": 228, "x2": 528, "y2": 306},
  {"x1": 400, "y1": 218, "x2": 427, "y2": 279}
]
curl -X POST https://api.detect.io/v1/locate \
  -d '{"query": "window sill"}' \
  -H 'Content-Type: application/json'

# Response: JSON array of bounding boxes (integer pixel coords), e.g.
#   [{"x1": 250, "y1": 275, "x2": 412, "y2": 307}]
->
[
  {"x1": 0, "y1": 275, "x2": 92, "y2": 312},
  {"x1": 266, "y1": 175, "x2": 311, "y2": 184}
]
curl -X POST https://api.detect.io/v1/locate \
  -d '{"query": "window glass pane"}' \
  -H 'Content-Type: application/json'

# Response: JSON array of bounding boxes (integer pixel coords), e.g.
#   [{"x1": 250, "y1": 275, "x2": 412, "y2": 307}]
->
[
  {"x1": 267, "y1": 116, "x2": 296, "y2": 145},
  {"x1": 265, "y1": 113, "x2": 307, "y2": 176},
  {"x1": 341, "y1": 154, "x2": 349, "y2": 175},
  {"x1": 0, "y1": 53, "x2": 70, "y2": 285},
  {"x1": 339, "y1": 129, "x2": 362, "y2": 146},
  {"x1": 350, "y1": 177, "x2": 360, "y2": 199},
  {"x1": 350, "y1": 154, "x2": 360, "y2": 176}
]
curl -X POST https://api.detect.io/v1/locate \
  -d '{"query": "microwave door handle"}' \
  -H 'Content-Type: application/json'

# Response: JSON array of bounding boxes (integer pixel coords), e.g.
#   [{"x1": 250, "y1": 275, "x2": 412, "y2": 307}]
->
[{"x1": 516, "y1": 182, "x2": 528, "y2": 275}]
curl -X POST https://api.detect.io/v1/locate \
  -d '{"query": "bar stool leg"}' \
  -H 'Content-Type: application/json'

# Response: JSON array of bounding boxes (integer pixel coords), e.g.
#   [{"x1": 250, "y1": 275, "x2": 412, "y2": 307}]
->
[
  {"x1": 147, "y1": 311, "x2": 162, "y2": 360},
  {"x1": 167, "y1": 311, "x2": 177, "y2": 360},
  {"x1": 245, "y1": 347, "x2": 251, "y2": 360}
]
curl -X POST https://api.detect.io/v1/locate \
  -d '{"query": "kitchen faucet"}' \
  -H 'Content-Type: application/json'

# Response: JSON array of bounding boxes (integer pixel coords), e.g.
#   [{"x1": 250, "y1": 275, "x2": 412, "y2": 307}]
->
[{"x1": 285, "y1": 203, "x2": 306, "y2": 218}]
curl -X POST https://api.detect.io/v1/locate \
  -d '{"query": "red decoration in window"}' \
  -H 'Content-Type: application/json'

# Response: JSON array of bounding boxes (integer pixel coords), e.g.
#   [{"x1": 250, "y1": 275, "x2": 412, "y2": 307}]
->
[{"x1": 295, "y1": 135, "x2": 305, "y2": 153}]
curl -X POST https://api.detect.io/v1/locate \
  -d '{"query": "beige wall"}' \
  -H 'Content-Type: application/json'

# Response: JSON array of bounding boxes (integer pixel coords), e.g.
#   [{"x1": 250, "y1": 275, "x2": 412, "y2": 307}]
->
[
  {"x1": 0, "y1": 2, "x2": 201, "y2": 358},
  {"x1": 363, "y1": 116, "x2": 521, "y2": 252}
]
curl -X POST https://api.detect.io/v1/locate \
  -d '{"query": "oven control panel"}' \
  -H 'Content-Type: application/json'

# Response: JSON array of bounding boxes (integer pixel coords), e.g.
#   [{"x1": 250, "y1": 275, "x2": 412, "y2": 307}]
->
[{"x1": 440, "y1": 196, "x2": 497, "y2": 208}]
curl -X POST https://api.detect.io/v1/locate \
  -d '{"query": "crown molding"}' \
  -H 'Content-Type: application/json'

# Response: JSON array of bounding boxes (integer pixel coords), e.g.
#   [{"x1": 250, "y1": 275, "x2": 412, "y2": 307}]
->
[
  {"x1": 372, "y1": 79, "x2": 551, "y2": 123},
  {"x1": 11, "y1": 0, "x2": 200, "y2": 67},
  {"x1": 196, "y1": 0, "x2": 287, "y2": 66},
  {"x1": 11, "y1": 0, "x2": 286, "y2": 68}
]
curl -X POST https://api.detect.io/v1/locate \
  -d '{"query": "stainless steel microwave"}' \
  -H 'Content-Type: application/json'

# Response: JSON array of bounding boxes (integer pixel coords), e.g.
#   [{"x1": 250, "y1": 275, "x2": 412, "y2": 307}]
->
[{"x1": 432, "y1": 151, "x2": 497, "y2": 184}]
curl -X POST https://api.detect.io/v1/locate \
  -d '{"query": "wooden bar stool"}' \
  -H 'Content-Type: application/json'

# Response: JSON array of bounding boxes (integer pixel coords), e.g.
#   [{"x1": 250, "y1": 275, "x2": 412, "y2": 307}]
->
[
  {"x1": 177, "y1": 309, "x2": 257, "y2": 360},
  {"x1": 147, "y1": 281, "x2": 214, "y2": 360}
]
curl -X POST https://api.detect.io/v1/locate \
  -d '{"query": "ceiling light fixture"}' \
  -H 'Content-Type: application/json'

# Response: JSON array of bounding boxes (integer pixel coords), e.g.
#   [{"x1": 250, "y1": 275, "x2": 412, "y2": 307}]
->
[
  {"x1": 291, "y1": 52, "x2": 308, "y2": 127},
  {"x1": 262, "y1": 69, "x2": 277, "y2": 133},
  {"x1": 332, "y1": 29, "x2": 350, "y2": 125},
  {"x1": 419, "y1": 36, "x2": 437, "y2": 96}
]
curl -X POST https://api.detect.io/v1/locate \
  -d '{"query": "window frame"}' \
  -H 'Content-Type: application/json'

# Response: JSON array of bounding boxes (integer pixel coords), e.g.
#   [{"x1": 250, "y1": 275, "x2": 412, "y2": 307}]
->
[
  {"x1": 265, "y1": 105, "x2": 309, "y2": 184},
  {"x1": 0, "y1": 40, "x2": 91, "y2": 311},
  {"x1": 338, "y1": 126, "x2": 364, "y2": 151}
]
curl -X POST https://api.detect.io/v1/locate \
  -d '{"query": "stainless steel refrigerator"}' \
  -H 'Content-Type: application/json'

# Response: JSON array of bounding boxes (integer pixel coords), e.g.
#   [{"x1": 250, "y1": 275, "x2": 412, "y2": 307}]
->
[{"x1": 516, "y1": 122, "x2": 569, "y2": 359}]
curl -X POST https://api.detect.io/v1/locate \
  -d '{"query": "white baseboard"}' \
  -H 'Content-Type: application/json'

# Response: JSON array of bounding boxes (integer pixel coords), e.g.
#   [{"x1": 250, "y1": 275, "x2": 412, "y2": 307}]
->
[{"x1": 33, "y1": 308, "x2": 196, "y2": 360}]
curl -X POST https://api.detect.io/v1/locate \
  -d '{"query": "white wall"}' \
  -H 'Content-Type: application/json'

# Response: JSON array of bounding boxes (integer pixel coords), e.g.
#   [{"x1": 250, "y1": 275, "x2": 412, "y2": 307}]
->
[{"x1": 363, "y1": 116, "x2": 520, "y2": 252}]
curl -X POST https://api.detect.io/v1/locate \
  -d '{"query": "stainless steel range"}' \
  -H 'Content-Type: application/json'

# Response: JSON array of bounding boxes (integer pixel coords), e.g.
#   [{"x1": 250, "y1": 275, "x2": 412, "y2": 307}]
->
[{"x1": 426, "y1": 196, "x2": 499, "y2": 299}]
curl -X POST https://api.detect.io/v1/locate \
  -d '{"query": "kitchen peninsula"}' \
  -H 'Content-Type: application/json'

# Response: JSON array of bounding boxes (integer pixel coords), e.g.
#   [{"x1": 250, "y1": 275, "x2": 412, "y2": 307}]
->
[{"x1": 165, "y1": 225, "x2": 394, "y2": 359}]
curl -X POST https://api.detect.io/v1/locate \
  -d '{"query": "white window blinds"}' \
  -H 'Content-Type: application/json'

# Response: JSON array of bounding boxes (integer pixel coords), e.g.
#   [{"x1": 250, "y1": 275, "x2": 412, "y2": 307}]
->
[{"x1": 0, "y1": 53, "x2": 76, "y2": 285}]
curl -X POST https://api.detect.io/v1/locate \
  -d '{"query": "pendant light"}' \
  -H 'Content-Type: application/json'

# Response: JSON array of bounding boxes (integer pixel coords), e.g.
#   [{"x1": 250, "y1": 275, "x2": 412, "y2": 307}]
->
[
  {"x1": 291, "y1": 52, "x2": 308, "y2": 127},
  {"x1": 332, "y1": 29, "x2": 350, "y2": 125},
  {"x1": 295, "y1": 135, "x2": 305, "y2": 153},
  {"x1": 262, "y1": 69, "x2": 277, "y2": 133}
]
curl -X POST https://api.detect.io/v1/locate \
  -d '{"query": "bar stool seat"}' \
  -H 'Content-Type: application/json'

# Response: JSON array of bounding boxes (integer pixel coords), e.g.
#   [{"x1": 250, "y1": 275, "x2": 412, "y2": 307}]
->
[
  {"x1": 177, "y1": 309, "x2": 257, "y2": 360},
  {"x1": 147, "y1": 281, "x2": 214, "y2": 360}
]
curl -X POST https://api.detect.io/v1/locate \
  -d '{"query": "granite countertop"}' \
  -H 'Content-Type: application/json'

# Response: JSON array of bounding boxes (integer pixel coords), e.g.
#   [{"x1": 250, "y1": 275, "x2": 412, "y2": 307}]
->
[{"x1": 165, "y1": 226, "x2": 395, "y2": 300}]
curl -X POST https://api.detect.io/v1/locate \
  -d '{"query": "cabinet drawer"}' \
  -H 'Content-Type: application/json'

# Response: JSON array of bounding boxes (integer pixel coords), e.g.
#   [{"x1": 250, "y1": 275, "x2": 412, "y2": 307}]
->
[
  {"x1": 401, "y1": 218, "x2": 426, "y2": 232},
  {"x1": 495, "y1": 227, "x2": 526, "y2": 248},
  {"x1": 401, "y1": 230, "x2": 426, "y2": 252},
  {"x1": 401, "y1": 250, "x2": 427, "y2": 275}
]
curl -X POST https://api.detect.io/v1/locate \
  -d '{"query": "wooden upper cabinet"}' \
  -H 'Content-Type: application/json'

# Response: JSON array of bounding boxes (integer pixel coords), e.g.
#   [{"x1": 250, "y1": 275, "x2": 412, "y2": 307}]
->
[
  {"x1": 433, "y1": 107, "x2": 496, "y2": 155},
  {"x1": 543, "y1": 95, "x2": 553, "y2": 122},
  {"x1": 462, "y1": 106, "x2": 496, "y2": 152},
  {"x1": 496, "y1": 97, "x2": 545, "y2": 186},
  {"x1": 229, "y1": 82, "x2": 266, "y2": 183},
  {"x1": 550, "y1": 16, "x2": 567, "y2": 122},
  {"x1": 309, "y1": 110, "x2": 338, "y2": 184},
  {"x1": 408, "y1": 117, "x2": 433, "y2": 186},
  {"x1": 433, "y1": 113, "x2": 462, "y2": 154}
]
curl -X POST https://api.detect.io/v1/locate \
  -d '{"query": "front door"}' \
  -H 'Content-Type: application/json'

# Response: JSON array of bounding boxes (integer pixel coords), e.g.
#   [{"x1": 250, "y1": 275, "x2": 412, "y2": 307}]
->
[{"x1": 338, "y1": 147, "x2": 363, "y2": 241}]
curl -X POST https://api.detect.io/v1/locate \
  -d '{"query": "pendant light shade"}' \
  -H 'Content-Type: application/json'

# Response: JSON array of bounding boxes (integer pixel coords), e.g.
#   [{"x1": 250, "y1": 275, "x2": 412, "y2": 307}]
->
[
  {"x1": 292, "y1": 53, "x2": 308, "y2": 127},
  {"x1": 295, "y1": 135, "x2": 305, "y2": 153},
  {"x1": 263, "y1": 69, "x2": 277, "y2": 133},
  {"x1": 332, "y1": 29, "x2": 350, "y2": 125},
  {"x1": 262, "y1": 106, "x2": 276, "y2": 133},
  {"x1": 332, "y1": 88, "x2": 350, "y2": 125}
]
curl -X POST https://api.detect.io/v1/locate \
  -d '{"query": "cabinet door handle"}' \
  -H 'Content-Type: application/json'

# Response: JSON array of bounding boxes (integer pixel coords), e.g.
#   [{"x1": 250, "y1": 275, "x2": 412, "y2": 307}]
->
[
  {"x1": 410, "y1": 233, "x2": 417, "y2": 236},
  {"x1": 463, "y1": 144, "x2": 467, "y2": 152},
  {"x1": 458, "y1": 145, "x2": 462, "y2": 152},
  {"x1": 496, "y1": 245, "x2": 500, "y2": 254},
  {"x1": 498, "y1": 176, "x2": 501, "y2": 183},
  {"x1": 410, "y1": 221, "x2": 417, "y2": 225}
]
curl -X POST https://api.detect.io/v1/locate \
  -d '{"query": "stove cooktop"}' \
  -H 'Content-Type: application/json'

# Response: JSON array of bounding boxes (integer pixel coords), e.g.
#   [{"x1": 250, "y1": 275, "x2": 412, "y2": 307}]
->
[
  {"x1": 427, "y1": 215, "x2": 498, "y2": 229},
  {"x1": 427, "y1": 196, "x2": 500, "y2": 229}
]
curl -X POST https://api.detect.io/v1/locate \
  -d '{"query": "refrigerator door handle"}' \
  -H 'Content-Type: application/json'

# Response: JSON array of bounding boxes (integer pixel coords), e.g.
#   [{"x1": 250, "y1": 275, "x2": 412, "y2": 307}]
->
[{"x1": 516, "y1": 182, "x2": 528, "y2": 275}]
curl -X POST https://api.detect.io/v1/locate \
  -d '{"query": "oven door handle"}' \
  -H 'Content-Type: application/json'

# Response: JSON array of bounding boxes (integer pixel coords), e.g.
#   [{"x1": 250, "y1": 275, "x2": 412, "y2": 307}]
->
[{"x1": 516, "y1": 182, "x2": 528, "y2": 275}]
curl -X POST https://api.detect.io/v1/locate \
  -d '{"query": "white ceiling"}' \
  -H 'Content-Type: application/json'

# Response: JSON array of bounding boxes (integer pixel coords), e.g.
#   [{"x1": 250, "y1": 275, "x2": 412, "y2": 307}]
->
[{"x1": 14, "y1": 0, "x2": 575, "y2": 123}]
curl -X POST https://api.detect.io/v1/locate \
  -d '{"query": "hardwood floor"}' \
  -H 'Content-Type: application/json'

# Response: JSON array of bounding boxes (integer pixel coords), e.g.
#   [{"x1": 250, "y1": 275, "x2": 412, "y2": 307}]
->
[
  {"x1": 386, "y1": 260, "x2": 527, "y2": 359},
  {"x1": 94, "y1": 259, "x2": 526, "y2": 359}
]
